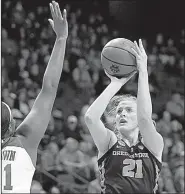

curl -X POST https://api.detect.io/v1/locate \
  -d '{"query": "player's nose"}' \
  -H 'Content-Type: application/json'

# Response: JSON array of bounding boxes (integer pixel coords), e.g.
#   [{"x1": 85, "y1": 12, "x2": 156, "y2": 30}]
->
[{"x1": 121, "y1": 110, "x2": 127, "y2": 117}]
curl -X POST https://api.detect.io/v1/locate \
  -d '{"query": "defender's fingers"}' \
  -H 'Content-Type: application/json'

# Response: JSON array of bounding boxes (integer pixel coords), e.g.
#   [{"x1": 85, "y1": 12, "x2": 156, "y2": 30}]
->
[
  {"x1": 63, "y1": 9, "x2": 67, "y2": 21},
  {"x1": 56, "y1": 2, "x2": 63, "y2": 19},
  {"x1": 49, "y1": 3, "x2": 55, "y2": 19},
  {"x1": 52, "y1": 1, "x2": 58, "y2": 17}
]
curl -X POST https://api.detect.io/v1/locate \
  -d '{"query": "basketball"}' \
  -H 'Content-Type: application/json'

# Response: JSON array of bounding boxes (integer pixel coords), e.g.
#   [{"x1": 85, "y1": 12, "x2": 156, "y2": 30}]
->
[{"x1": 101, "y1": 38, "x2": 137, "y2": 78}]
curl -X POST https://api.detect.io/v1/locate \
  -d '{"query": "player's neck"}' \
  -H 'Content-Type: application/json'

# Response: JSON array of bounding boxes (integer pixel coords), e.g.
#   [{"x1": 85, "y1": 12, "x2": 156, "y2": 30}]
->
[{"x1": 121, "y1": 128, "x2": 139, "y2": 147}]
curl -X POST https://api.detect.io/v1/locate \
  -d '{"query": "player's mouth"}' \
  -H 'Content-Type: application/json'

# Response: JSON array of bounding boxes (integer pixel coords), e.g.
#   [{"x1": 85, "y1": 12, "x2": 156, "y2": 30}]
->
[{"x1": 119, "y1": 118, "x2": 127, "y2": 125}]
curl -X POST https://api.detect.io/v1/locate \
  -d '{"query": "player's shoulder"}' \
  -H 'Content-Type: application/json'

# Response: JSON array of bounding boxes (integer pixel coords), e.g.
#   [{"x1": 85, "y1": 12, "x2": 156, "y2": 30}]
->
[
  {"x1": 139, "y1": 139, "x2": 162, "y2": 165},
  {"x1": 2, "y1": 135, "x2": 24, "y2": 150}
]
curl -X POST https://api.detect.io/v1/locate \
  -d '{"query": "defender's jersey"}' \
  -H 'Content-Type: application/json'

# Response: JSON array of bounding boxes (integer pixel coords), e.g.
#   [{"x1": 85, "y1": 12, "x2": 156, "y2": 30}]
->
[
  {"x1": 98, "y1": 140, "x2": 162, "y2": 194},
  {"x1": 2, "y1": 136, "x2": 35, "y2": 193}
]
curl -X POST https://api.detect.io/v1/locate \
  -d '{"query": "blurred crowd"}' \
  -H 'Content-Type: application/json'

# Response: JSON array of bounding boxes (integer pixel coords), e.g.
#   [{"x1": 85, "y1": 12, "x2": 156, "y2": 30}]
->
[{"x1": 1, "y1": 1, "x2": 184, "y2": 193}]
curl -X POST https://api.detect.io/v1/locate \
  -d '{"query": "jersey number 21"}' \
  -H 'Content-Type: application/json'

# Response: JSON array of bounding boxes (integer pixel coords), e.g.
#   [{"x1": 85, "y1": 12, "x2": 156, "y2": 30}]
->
[{"x1": 122, "y1": 159, "x2": 143, "y2": 178}]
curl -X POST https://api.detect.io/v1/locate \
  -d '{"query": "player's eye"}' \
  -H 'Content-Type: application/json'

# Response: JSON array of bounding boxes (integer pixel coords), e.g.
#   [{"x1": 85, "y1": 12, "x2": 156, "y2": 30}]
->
[
  {"x1": 126, "y1": 108, "x2": 132, "y2": 112},
  {"x1": 117, "y1": 108, "x2": 122, "y2": 114}
]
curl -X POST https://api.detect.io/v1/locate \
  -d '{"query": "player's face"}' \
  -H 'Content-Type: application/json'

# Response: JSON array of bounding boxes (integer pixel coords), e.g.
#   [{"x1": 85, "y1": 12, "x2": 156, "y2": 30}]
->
[{"x1": 115, "y1": 101, "x2": 138, "y2": 133}]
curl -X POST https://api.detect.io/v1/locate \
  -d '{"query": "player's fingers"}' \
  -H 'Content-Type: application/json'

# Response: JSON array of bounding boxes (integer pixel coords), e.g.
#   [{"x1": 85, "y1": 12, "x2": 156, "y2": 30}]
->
[
  {"x1": 131, "y1": 48, "x2": 139, "y2": 58},
  {"x1": 134, "y1": 41, "x2": 141, "y2": 55},
  {"x1": 56, "y1": 2, "x2": 63, "y2": 19},
  {"x1": 63, "y1": 9, "x2": 67, "y2": 21},
  {"x1": 139, "y1": 39, "x2": 146, "y2": 54},
  {"x1": 49, "y1": 3, "x2": 55, "y2": 19},
  {"x1": 52, "y1": 1, "x2": 58, "y2": 17}
]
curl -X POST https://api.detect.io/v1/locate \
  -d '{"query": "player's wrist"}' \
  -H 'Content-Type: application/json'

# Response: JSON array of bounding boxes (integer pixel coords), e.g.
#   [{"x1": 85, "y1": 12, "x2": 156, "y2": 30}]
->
[
  {"x1": 56, "y1": 36, "x2": 67, "y2": 41},
  {"x1": 110, "y1": 79, "x2": 123, "y2": 87},
  {"x1": 138, "y1": 67, "x2": 148, "y2": 74}
]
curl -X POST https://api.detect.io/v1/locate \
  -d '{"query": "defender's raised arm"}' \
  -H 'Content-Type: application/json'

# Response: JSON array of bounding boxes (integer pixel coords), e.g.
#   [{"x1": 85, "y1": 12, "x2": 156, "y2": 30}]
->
[{"x1": 16, "y1": 1, "x2": 68, "y2": 165}]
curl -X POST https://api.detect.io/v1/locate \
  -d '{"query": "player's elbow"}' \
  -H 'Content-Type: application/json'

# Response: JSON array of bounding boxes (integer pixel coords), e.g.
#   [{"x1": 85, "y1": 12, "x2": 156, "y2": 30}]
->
[
  {"x1": 84, "y1": 112, "x2": 99, "y2": 126},
  {"x1": 84, "y1": 113, "x2": 93, "y2": 125},
  {"x1": 42, "y1": 76, "x2": 58, "y2": 91}
]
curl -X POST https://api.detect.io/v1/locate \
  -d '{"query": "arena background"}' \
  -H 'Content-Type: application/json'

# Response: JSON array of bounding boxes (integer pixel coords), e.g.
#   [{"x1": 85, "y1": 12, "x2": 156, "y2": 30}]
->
[{"x1": 1, "y1": 0, "x2": 184, "y2": 193}]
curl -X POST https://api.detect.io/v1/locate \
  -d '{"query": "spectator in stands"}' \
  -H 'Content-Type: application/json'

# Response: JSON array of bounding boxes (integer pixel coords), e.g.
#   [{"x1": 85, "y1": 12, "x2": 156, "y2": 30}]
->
[
  {"x1": 160, "y1": 163, "x2": 176, "y2": 193},
  {"x1": 170, "y1": 132, "x2": 184, "y2": 158},
  {"x1": 166, "y1": 38, "x2": 178, "y2": 56},
  {"x1": 173, "y1": 151, "x2": 184, "y2": 193},
  {"x1": 63, "y1": 115, "x2": 82, "y2": 142},
  {"x1": 72, "y1": 58, "x2": 94, "y2": 92},
  {"x1": 170, "y1": 119, "x2": 183, "y2": 133},
  {"x1": 17, "y1": 88, "x2": 30, "y2": 116},
  {"x1": 56, "y1": 138, "x2": 87, "y2": 176},
  {"x1": 155, "y1": 33, "x2": 164, "y2": 52},
  {"x1": 41, "y1": 141, "x2": 59, "y2": 172},
  {"x1": 156, "y1": 111, "x2": 172, "y2": 137},
  {"x1": 87, "y1": 156, "x2": 101, "y2": 193},
  {"x1": 166, "y1": 93, "x2": 184, "y2": 119},
  {"x1": 52, "y1": 109, "x2": 64, "y2": 133},
  {"x1": 40, "y1": 142, "x2": 59, "y2": 192}
]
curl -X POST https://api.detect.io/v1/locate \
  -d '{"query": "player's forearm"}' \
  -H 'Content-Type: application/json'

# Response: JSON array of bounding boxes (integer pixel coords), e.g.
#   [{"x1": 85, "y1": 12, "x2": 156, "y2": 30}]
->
[
  {"x1": 42, "y1": 37, "x2": 67, "y2": 90},
  {"x1": 86, "y1": 81, "x2": 122, "y2": 120},
  {"x1": 137, "y1": 69, "x2": 152, "y2": 119}
]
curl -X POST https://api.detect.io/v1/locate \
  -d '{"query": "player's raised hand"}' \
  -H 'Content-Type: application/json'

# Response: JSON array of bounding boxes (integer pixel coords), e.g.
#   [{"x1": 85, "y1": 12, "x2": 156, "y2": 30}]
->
[
  {"x1": 131, "y1": 39, "x2": 147, "y2": 72},
  {"x1": 48, "y1": 1, "x2": 68, "y2": 39},
  {"x1": 105, "y1": 70, "x2": 137, "y2": 85}
]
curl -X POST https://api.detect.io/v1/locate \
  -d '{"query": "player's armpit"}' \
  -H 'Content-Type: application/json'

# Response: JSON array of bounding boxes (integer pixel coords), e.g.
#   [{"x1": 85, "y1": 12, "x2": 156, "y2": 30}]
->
[
  {"x1": 16, "y1": 87, "x2": 56, "y2": 148},
  {"x1": 138, "y1": 118, "x2": 164, "y2": 162},
  {"x1": 84, "y1": 116, "x2": 117, "y2": 153}
]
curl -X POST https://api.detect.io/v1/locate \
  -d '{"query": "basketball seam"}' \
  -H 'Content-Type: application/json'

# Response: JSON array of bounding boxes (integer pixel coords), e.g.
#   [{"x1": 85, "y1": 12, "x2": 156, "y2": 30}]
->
[
  {"x1": 101, "y1": 53, "x2": 135, "y2": 67},
  {"x1": 104, "y1": 46, "x2": 136, "y2": 58}
]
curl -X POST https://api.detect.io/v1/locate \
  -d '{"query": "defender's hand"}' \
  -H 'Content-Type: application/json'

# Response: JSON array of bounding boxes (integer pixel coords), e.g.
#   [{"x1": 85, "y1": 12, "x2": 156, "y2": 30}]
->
[
  {"x1": 49, "y1": 1, "x2": 68, "y2": 39},
  {"x1": 105, "y1": 70, "x2": 137, "y2": 85},
  {"x1": 131, "y1": 39, "x2": 147, "y2": 72}
]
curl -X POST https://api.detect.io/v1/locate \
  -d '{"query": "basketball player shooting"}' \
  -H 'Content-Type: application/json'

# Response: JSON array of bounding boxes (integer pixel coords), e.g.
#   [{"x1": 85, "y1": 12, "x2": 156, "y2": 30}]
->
[
  {"x1": 85, "y1": 39, "x2": 164, "y2": 193},
  {"x1": 1, "y1": 1, "x2": 68, "y2": 193}
]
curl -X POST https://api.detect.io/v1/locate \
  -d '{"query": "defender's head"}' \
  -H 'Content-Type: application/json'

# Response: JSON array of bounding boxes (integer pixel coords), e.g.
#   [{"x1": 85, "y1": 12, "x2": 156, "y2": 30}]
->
[{"x1": 1, "y1": 102, "x2": 16, "y2": 140}]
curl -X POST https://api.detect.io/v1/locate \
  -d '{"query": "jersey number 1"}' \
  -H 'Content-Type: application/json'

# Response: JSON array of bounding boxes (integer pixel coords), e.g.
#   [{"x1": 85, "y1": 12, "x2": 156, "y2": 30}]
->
[
  {"x1": 122, "y1": 159, "x2": 143, "y2": 178},
  {"x1": 4, "y1": 164, "x2": 13, "y2": 190}
]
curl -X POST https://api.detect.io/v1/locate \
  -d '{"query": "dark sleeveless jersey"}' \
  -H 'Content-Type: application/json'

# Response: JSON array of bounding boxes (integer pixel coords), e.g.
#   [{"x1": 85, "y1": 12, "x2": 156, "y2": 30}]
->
[{"x1": 98, "y1": 139, "x2": 162, "y2": 194}]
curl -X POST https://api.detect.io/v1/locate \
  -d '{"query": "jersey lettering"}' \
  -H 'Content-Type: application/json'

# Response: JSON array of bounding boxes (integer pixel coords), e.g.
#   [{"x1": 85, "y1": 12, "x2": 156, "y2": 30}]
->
[{"x1": 2, "y1": 150, "x2": 16, "y2": 161}]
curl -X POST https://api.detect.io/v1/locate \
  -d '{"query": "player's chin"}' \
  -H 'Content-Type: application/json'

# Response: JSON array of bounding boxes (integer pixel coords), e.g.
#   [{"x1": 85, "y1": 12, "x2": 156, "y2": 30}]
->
[{"x1": 118, "y1": 125, "x2": 130, "y2": 132}]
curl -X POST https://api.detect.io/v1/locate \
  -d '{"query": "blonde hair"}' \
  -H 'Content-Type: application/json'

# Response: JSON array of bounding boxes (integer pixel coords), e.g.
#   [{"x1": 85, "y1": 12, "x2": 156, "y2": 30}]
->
[{"x1": 103, "y1": 94, "x2": 137, "y2": 139}]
